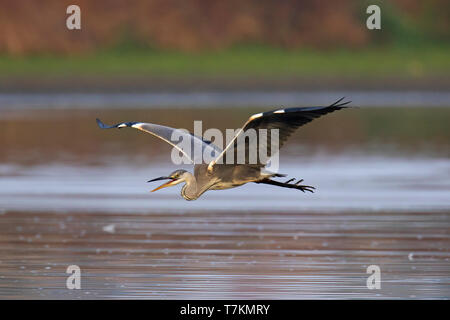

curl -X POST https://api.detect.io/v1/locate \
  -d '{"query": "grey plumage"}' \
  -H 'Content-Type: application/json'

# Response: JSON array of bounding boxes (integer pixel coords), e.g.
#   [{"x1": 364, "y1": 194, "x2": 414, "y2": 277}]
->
[{"x1": 97, "y1": 98, "x2": 351, "y2": 200}]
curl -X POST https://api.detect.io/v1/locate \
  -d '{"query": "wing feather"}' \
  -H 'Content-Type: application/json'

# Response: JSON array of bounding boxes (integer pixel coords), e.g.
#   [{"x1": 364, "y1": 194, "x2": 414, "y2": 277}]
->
[
  {"x1": 207, "y1": 98, "x2": 351, "y2": 172},
  {"x1": 96, "y1": 119, "x2": 221, "y2": 164}
]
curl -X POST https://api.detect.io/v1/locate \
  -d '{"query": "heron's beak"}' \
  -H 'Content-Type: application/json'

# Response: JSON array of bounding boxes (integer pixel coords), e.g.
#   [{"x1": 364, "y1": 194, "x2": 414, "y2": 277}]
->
[{"x1": 147, "y1": 176, "x2": 177, "y2": 192}]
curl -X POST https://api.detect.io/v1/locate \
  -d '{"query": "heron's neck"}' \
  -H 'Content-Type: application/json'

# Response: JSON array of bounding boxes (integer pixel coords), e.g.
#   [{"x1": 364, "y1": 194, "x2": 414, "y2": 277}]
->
[{"x1": 181, "y1": 172, "x2": 198, "y2": 201}]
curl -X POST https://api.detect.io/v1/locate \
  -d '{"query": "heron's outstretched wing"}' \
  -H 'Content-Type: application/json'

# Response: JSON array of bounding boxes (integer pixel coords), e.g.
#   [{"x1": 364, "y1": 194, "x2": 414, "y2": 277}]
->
[
  {"x1": 96, "y1": 119, "x2": 222, "y2": 164},
  {"x1": 207, "y1": 97, "x2": 351, "y2": 172}
]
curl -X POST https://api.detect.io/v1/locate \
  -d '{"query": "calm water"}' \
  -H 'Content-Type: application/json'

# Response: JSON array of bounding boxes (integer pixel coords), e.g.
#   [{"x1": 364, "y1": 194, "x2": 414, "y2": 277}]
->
[
  {"x1": 1, "y1": 91, "x2": 450, "y2": 109},
  {"x1": 0, "y1": 101, "x2": 449, "y2": 299}
]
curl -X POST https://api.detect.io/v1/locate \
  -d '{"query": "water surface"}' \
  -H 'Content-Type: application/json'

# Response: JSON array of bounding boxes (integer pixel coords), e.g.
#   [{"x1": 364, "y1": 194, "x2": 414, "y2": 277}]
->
[{"x1": 0, "y1": 104, "x2": 449, "y2": 299}]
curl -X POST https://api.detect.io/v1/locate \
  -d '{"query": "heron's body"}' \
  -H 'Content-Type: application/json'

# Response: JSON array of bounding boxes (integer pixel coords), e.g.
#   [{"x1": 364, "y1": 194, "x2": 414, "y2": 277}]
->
[
  {"x1": 96, "y1": 98, "x2": 351, "y2": 200},
  {"x1": 176, "y1": 165, "x2": 267, "y2": 200}
]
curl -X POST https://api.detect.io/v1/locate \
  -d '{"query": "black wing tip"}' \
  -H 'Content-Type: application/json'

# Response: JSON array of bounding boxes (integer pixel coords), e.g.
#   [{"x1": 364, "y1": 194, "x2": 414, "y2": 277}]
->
[
  {"x1": 96, "y1": 119, "x2": 137, "y2": 129},
  {"x1": 96, "y1": 118, "x2": 108, "y2": 129},
  {"x1": 267, "y1": 97, "x2": 353, "y2": 115},
  {"x1": 330, "y1": 97, "x2": 352, "y2": 109},
  {"x1": 96, "y1": 118, "x2": 117, "y2": 129}
]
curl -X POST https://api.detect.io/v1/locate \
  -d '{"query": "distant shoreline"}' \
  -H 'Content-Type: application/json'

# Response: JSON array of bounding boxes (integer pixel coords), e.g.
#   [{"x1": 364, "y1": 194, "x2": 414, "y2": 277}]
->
[{"x1": 1, "y1": 90, "x2": 449, "y2": 109}]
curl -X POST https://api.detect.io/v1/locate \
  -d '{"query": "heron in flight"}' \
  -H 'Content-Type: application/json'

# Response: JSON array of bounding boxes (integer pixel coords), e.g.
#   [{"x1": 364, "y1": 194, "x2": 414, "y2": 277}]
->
[{"x1": 96, "y1": 98, "x2": 350, "y2": 200}]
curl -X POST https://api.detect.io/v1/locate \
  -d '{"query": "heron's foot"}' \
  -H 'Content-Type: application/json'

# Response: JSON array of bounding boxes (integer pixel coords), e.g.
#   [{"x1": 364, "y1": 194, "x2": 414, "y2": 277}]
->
[
  {"x1": 283, "y1": 178, "x2": 315, "y2": 193},
  {"x1": 297, "y1": 184, "x2": 315, "y2": 193},
  {"x1": 256, "y1": 177, "x2": 315, "y2": 193}
]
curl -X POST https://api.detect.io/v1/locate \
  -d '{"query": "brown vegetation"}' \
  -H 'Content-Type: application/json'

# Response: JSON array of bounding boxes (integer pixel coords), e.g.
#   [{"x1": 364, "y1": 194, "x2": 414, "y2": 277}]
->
[{"x1": 1, "y1": 0, "x2": 445, "y2": 55}]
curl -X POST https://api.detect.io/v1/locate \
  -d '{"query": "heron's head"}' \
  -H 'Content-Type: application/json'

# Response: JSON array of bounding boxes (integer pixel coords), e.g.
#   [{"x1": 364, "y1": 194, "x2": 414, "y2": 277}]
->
[{"x1": 147, "y1": 169, "x2": 188, "y2": 192}]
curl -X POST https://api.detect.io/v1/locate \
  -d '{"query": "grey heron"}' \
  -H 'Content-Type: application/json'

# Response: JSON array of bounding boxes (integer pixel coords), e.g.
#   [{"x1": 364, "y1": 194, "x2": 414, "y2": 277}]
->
[{"x1": 96, "y1": 97, "x2": 351, "y2": 200}]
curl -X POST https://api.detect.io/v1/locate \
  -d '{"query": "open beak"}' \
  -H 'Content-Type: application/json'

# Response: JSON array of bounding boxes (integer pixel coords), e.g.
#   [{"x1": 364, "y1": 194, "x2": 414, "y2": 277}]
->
[{"x1": 147, "y1": 176, "x2": 177, "y2": 192}]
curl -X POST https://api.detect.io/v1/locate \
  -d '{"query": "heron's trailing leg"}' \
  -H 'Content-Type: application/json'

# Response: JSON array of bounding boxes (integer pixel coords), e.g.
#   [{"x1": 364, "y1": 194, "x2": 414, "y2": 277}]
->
[{"x1": 256, "y1": 178, "x2": 315, "y2": 193}]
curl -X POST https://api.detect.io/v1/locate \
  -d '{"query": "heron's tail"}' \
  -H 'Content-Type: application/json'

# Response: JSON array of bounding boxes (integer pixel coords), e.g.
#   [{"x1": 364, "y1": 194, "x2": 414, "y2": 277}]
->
[
  {"x1": 260, "y1": 170, "x2": 287, "y2": 179},
  {"x1": 271, "y1": 173, "x2": 287, "y2": 177}
]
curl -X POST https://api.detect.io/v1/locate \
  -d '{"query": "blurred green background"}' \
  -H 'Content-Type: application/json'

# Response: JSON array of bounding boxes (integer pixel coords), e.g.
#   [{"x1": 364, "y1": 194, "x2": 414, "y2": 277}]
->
[{"x1": 0, "y1": 0, "x2": 449, "y2": 89}]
